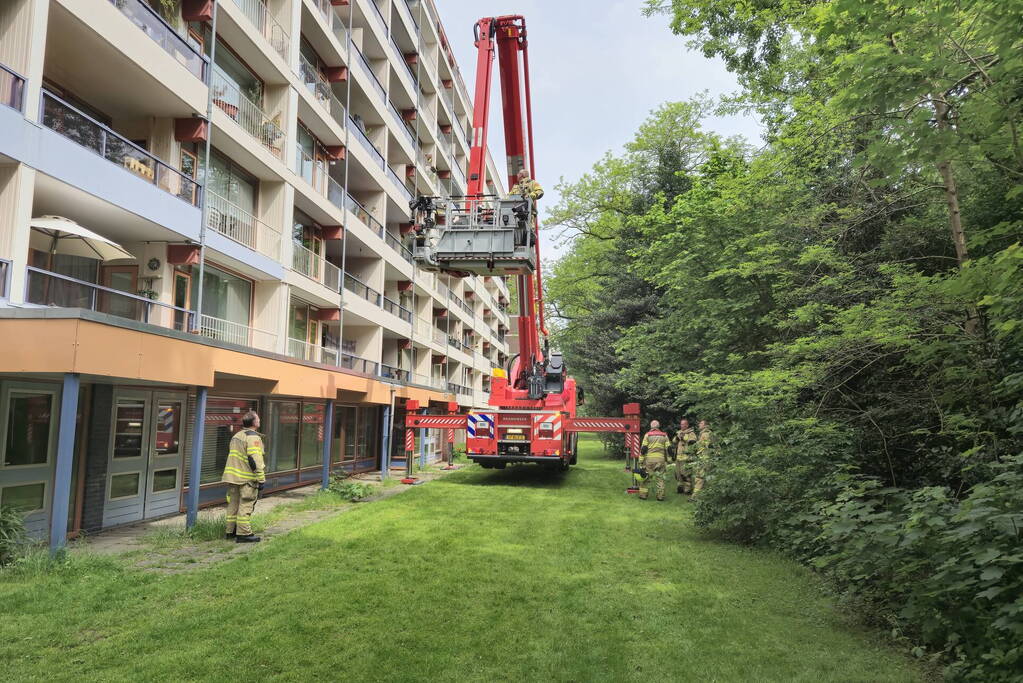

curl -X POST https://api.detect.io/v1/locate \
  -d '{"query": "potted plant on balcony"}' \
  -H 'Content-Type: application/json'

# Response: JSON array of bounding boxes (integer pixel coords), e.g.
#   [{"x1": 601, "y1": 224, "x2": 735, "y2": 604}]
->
[
  {"x1": 212, "y1": 84, "x2": 238, "y2": 120},
  {"x1": 263, "y1": 113, "x2": 284, "y2": 154}
]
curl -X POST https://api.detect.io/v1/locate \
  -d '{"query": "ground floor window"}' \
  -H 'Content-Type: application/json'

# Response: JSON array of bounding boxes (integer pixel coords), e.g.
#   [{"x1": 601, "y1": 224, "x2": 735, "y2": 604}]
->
[
  {"x1": 0, "y1": 482, "x2": 46, "y2": 513},
  {"x1": 267, "y1": 400, "x2": 325, "y2": 475},
  {"x1": 333, "y1": 406, "x2": 379, "y2": 472}
]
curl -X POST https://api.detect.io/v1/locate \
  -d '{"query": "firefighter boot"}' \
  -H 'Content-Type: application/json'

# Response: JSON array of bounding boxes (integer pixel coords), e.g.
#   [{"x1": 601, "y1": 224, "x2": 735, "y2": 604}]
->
[{"x1": 236, "y1": 534, "x2": 262, "y2": 543}]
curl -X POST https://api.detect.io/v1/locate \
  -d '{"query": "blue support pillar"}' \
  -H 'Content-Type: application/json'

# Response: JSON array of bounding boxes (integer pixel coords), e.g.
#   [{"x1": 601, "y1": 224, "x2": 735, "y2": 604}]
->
[
  {"x1": 321, "y1": 401, "x2": 334, "y2": 490},
  {"x1": 49, "y1": 373, "x2": 80, "y2": 555},
  {"x1": 186, "y1": 386, "x2": 208, "y2": 529},
  {"x1": 380, "y1": 404, "x2": 392, "y2": 479},
  {"x1": 419, "y1": 425, "x2": 427, "y2": 469}
]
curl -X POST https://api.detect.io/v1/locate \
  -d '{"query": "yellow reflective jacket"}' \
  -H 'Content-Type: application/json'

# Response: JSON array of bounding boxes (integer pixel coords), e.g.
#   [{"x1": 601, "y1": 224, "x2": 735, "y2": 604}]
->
[
  {"x1": 696, "y1": 428, "x2": 716, "y2": 460},
  {"x1": 510, "y1": 179, "x2": 544, "y2": 201},
  {"x1": 641, "y1": 429, "x2": 669, "y2": 466},
  {"x1": 222, "y1": 429, "x2": 266, "y2": 484},
  {"x1": 673, "y1": 427, "x2": 697, "y2": 460}
]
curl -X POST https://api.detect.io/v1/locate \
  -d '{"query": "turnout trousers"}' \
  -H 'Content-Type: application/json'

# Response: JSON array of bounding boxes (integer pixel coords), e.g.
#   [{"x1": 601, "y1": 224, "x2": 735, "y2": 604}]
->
[{"x1": 225, "y1": 483, "x2": 259, "y2": 536}]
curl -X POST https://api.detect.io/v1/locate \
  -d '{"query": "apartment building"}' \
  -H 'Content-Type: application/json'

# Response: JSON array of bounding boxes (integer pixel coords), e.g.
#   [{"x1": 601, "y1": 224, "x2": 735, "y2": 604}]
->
[{"x1": 0, "y1": 0, "x2": 513, "y2": 547}]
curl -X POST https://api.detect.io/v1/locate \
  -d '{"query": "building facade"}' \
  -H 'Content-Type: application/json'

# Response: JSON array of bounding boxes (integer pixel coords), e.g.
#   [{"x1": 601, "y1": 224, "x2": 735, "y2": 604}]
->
[{"x1": 0, "y1": 0, "x2": 512, "y2": 544}]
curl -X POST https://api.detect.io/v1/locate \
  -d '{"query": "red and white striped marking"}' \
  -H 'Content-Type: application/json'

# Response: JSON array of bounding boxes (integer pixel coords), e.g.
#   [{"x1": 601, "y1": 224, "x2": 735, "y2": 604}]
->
[
  {"x1": 447, "y1": 428, "x2": 455, "y2": 443},
  {"x1": 405, "y1": 429, "x2": 415, "y2": 452},
  {"x1": 532, "y1": 413, "x2": 563, "y2": 439}
]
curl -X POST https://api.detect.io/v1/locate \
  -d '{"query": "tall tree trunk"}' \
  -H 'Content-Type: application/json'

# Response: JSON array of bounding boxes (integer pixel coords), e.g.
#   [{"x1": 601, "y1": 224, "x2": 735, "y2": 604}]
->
[
  {"x1": 933, "y1": 99, "x2": 969, "y2": 266},
  {"x1": 933, "y1": 97, "x2": 979, "y2": 334}
]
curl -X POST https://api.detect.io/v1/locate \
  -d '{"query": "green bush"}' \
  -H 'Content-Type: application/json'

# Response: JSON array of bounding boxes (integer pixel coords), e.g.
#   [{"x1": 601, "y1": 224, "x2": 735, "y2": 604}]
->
[
  {"x1": 328, "y1": 474, "x2": 374, "y2": 501},
  {"x1": 809, "y1": 456, "x2": 1023, "y2": 681},
  {"x1": 0, "y1": 505, "x2": 28, "y2": 567}
]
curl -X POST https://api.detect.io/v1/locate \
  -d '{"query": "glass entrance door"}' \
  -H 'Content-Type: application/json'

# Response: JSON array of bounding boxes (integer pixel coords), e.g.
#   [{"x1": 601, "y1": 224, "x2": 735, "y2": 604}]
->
[{"x1": 104, "y1": 391, "x2": 188, "y2": 527}]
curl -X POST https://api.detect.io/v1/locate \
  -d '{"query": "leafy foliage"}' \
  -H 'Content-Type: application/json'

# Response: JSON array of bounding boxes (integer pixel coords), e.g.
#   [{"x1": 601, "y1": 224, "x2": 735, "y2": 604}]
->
[
  {"x1": 546, "y1": 1, "x2": 1023, "y2": 676},
  {"x1": 328, "y1": 475, "x2": 374, "y2": 502},
  {"x1": 0, "y1": 506, "x2": 28, "y2": 568}
]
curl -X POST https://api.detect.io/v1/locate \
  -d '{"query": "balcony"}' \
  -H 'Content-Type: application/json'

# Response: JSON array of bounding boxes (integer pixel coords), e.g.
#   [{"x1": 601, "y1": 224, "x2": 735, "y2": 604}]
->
[
  {"x1": 447, "y1": 383, "x2": 472, "y2": 397},
  {"x1": 295, "y1": 144, "x2": 329, "y2": 196},
  {"x1": 292, "y1": 240, "x2": 341, "y2": 290},
  {"x1": 380, "y1": 363, "x2": 410, "y2": 383},
  {"x1": 389, "y1": 36, "x2": 417, "y2": 92},
  {"x1": 395, "y1": 0, "x2": 419, "y2": 34},
  {"x1": 383, "y1": 296, "x2": 412, "y2": 323},
  {"x1": 200, "y1": 313, "x2": 277, "y2": 351},
  {"x1": 231, "y1": 0, "x2": 290, "y2": 62},
  {"x1": 387, "y1": 100, "x2": 416, "y2": 150},
  {"x1": 108, "y1": 0, "x2": 208, "y2": 82},
  {"x1": 298, "y1": 54, "x2": 347, "y2": 130},
  {"x1": 25, "y1": 267, "x2": 194, "y2": 331},
  {"x1": 212, "y1": 69, "x2": 286, "y2": 159},
  {"x1": 39, "y1": 90, "x2": 200, "y2": 206},
  {"x1": 364, "y1": 0, "x2": 389, "y2": 38},
  {"x1": 1, "y1": 63, "x2": 26, "y2": 112},
  {"x1": 341, "y1": 352, "x2": 379, "y2": 375},
  {"x1": 343, "y1": 273, "x2": 382, "y2": 306},
  {"x1": 349, "y1": 116, "x2": 385, "y2": 169},
  {"x1": 206, "y1": 192, "x2": 282, "y2": 259},
  {"x1": 313, "y1": 0, "x2": 350, "y2": 50},
  {"x1": 352, "y1": 45, "x2": 386, "y2": 101},
  {"x1": 387, "y1": 166, "x2": 414, "y2": 203},
  {"x1": 411, "y1": 373, "x2": 445, "y2": 391},
  {"x1": 384, "y1": 231, "x2": 414, "y2": 264},
  {"x1": 345, "y1": 192, "x2": 385, "y2": 238},
  {"x1": 287, "y1": 337, "x2": 340, "y2": 365}
]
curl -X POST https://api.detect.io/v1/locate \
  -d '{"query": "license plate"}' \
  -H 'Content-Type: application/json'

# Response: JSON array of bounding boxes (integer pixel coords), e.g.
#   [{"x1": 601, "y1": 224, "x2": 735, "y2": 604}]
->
[{"x1": 506, "y1": 434, "x2": 525, "y2": 440}]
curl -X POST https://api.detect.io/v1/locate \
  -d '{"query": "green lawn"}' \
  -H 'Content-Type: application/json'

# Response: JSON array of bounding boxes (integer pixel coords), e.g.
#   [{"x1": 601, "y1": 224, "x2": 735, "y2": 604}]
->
[{"x1": 0, "y1": 436, "x2": 921, "y2": 681}]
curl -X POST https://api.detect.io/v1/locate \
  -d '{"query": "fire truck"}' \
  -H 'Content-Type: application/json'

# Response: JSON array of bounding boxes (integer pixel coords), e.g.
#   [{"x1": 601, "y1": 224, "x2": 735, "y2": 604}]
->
[{"x1": 404, "y1": 15, "x2": 640, "y2": 470}]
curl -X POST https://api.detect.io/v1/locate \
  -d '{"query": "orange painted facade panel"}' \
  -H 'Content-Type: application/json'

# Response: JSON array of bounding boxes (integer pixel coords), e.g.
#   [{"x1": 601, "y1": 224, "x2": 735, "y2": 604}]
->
[{"x1": 0, "y1": 318, "x2": 458, "y2": 404}]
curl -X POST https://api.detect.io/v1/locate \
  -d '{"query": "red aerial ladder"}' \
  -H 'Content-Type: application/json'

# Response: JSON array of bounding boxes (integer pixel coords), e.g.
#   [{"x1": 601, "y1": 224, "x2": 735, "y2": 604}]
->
[{"x1": 405, "y1": 16, "x2": 640, "y2": 470}]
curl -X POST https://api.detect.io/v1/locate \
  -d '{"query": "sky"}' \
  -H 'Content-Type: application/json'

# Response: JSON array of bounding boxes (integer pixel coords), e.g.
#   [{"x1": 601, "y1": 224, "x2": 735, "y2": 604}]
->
[{"x1": 432, "y1": 0, "x2": 765, "y2": 258}]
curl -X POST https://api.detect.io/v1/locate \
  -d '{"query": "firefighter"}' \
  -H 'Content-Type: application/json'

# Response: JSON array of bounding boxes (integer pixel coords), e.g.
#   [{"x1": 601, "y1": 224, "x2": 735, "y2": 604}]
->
[
  {"x1": 222, "y1": 410, "x2": 266, "y2": 543},
  {"x1": 672, "y1": 418, "x2": 698, "y2": 495},
  {"x1": 509, "y1": 168, "x2": 544, "y2": 201},
  {"x1": 638, "y1": 420, "x2": 670, "y2": 501},
  {"x1": 508, "y1": 169, "x2": 544, "y2": 247},
  {"x1": 692, "y1": 419, "x2": 716, "y2": 496}
]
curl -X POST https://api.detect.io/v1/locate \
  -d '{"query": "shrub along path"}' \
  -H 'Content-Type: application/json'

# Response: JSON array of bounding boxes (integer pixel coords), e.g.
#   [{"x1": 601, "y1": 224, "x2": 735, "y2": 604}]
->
[{"x1": 0, "y1": 436, "x2": 921, "y2": 681}]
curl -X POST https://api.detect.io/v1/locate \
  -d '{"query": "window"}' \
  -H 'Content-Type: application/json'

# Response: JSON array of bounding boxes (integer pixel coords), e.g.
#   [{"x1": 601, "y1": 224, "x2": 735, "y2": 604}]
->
[
  {"x1": 155, "y1": 402, "x2": 183, "y2": 456},
  {"x1": 112, "y1": 399, "x2": 146, "y2": 459},
  {"x1": 0, "y1": 260, "x2": 8, "y2": 298},
  {"x1": 300, "y1": 403, "x2": 325, "y2": 469},
  {"x1": 214, "y1": 39, "x2": 263, "y2": 106},
  {"x1": 4, "y1": 393, "x2": 54, "y2": 467},
  {"x1": 183, "y1": 397, "x2": 258, "y2": 486},
  {"x1": 1, "y1": 483, "x2": 46, "y2": 513},
  {"x1": 269, "y1": 401, "x2": 300, "y2": 473},
  {"x1": 152, "y1": 469, "x2": 178, "y2": 493},
  {"x1": 201, "y1": 148, "x2": 257, "y2": 212},
  {"x1": 190, "y1": 264, "x2": 252, "y2": 331},
  {"x1": 110, "y1": 473, "x2": 141, "y2": 499}
]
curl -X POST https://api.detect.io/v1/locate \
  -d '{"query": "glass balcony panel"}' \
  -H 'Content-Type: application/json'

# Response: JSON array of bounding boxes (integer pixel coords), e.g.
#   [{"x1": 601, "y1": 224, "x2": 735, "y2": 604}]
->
[{"x1": 108, "y1": 0, "x2": 208, "y2": 81}]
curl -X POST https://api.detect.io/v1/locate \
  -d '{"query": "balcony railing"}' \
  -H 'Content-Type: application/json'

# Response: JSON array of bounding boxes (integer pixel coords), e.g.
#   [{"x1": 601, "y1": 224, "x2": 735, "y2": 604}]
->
[
  {"x1": 25, "y1": 267, "x2": 195, "y2": 331},
  {"x1": 299, "y1": 54, "x2": 347, "y2": 129},
  {"x1": 412, "y1": 374, "x2": 446, "y2": 391},
  {"x1": 365, "y1": 0, "x2": 389, "y2": 35},
  {"x1": 292, "y1": 241, "x2": 341, "y2": 290},
  {"x1": 389, "y1": 36, "x2": 417, "y2": 90},
  {"x1": 212, "y1": 70, "x2": 286, "y2": 159},
  {"x1": 287, "y1": 337, "x2": 340, "y2": 365},
  {"x1": 396, "y1": 0, "x2": 418, "y2": 33},
  {"x1": 206, "y1": 191, "x2": 282, "y2": 259},
  {"x1": 388, "y1": 101, "x2": 416, "y2": 151},
  {"x1": 314, "y1": 0, "x2": 350, "y2": 50},
  {"x1": 349, "y1": 116, "x2": 385, "y2": 168},
  {"x1": 447, "y1": 383, "x2": 472, "y2": 396},
  {"x1": 387, "y1": 166, "x2": 414, "y2": 203},
  {"x1": 40, "y1": 91, "x2": 200, "y2": 206},
  {"x1": 200, "y1": 314, "x2": 277, "y2": 351},
  {"x1": 380, "y1": 363, "x2": 410, "y2": 383},
  {"x1": 344, "y1": 273, "x2": 382, "y2": 306},
  {"x1": 1, "y1": 63, "x2": 26, "y2": 112},
  {"x1": 352, "y1": 45, "x2": 386, "y2": 101},
  {"x1": 341, "y1": 352, "x2": 379, "y2": 375},
  {"x1": 384, "y1": 231, "x2": 414, "y2": 264},
  {"x1": 345, "y1": 192, "x2": 385, "y2": 237},
  {"x1": 232, "y1": 0, "x2": 290, "y2": 62},
  {"x1": 295, "y1": 144, "x2": 329, "y2": 195},
  {"x1": 383, "y1": 296, "x2": 413, "y2": 322},
  {"x1": 109, "y1": 0, "x2": 208, "y2": 81}
]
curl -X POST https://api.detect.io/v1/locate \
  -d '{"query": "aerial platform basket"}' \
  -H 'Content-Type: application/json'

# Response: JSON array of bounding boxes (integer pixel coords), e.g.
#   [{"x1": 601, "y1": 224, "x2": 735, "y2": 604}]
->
[{"x1": 411, "y1": 195, "x2": 538, "y2": 276}]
